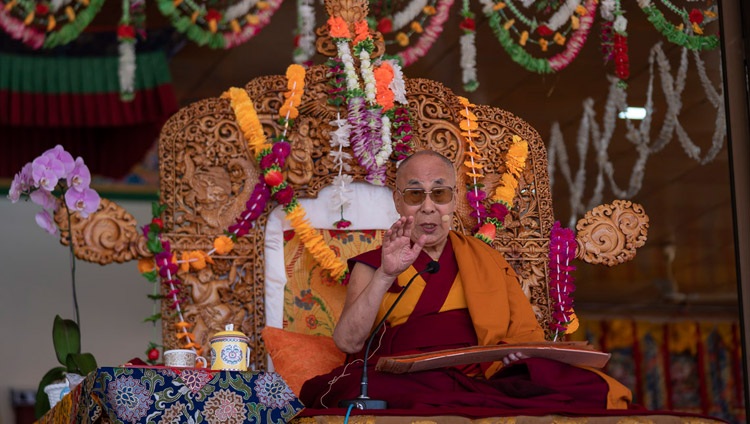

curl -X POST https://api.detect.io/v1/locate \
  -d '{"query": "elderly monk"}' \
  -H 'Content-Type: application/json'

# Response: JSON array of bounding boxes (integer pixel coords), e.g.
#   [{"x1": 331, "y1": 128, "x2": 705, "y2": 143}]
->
[{"x1": 299, "y1": 150, "x2": 632, "y2": 412}]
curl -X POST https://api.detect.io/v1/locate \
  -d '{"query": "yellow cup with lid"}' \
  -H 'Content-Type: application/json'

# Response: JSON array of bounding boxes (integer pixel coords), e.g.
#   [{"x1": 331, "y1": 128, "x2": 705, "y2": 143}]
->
[{"x1": 209, "y1": 324, "x2": 251, "y2": 371}]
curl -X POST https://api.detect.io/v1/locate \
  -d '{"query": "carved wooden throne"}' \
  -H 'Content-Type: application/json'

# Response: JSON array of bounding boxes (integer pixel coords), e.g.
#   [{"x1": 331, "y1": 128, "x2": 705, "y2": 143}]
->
[{"x1": 61, "y1": 0, "x2": 649, "y2": 374}]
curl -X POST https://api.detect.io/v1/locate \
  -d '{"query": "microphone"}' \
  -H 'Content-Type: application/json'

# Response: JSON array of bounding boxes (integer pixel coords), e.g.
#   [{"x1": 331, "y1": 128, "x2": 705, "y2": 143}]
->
[{"x1": 339, "y1": 260, "x2": 441, "y2": 410}]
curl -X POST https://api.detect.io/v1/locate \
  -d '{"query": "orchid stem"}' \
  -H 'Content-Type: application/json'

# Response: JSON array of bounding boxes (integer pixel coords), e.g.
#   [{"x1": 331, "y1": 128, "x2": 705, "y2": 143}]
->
[{"x1": 65, "y1": 202, "x2": 81, "y2": 328}]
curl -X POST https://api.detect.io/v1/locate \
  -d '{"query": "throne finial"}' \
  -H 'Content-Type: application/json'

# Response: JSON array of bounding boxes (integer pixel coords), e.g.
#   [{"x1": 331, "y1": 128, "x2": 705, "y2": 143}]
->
[{"x1": 316, "y1": 0, "x2": 385, "y2": 59}]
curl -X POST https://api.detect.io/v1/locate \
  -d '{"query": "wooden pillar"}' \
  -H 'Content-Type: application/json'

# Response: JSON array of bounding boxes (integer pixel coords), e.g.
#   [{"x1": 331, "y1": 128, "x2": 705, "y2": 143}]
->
[{"x1": 719, "y1": 0, "x2": 750, "y2": 410}]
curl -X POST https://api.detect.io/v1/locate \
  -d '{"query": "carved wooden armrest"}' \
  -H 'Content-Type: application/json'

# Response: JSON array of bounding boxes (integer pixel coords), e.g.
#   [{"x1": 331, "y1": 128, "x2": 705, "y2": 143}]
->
[
  {"x1": 54, "y1": 198, "x2": 151, "y2": 265},
  {"x1": 574, "y1": 200, "x2": 649, "y2": 266}
]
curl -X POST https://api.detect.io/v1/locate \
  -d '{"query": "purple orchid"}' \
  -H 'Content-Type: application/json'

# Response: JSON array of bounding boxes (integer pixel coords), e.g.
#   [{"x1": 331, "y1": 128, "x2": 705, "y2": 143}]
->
[
  {"x1": 31, "y1": 154, "x2": 64, "y2": 191},
  {"x1": 67, "y1": 157, "x2": 92, "y2": 192},
  {"x1": 42, "y1": 145, "x2": 76, "y2": 176},
  {"x1": 30, "y1": 188, "x2": 58, "y2": 211},
  {"x1": 8, "y1": 163, "x2": 33, "y2": 202},
  {"x1": 64, "y1": 187, "x2": 101, "y2": 218},
  {"x1": 35, "y1": 210, "x2": 57, "y2": 235}
]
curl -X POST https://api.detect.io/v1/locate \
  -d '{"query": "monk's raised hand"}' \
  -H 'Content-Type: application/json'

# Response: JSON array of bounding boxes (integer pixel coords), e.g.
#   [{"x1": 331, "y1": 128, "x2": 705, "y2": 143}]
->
[{"x1": 381, "y1": 216, "x2": 426, "y2": 278}]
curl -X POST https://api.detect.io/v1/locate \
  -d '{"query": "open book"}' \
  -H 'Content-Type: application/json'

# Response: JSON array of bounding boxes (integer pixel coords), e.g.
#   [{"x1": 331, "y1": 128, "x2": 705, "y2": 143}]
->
[{"x1": 374, "y1": 341, "x2": 611, "y2": 374}]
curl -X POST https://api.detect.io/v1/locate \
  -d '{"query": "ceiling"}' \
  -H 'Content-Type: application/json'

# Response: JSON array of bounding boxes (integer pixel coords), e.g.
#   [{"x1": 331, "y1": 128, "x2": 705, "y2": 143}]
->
[{"x1": 98, "y1": 0, "x2": 740, "y2": 318}]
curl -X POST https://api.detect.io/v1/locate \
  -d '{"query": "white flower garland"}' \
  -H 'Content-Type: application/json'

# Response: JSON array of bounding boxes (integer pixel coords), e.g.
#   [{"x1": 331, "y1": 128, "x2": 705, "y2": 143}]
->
[
  {"x1": 118, "y1": 41, "x2": 136, "y2": 99},
  {"x1": 600, "y1": 0, "x2": 616, "y2": 21},
  {"x1": 225, "y1": 0, "x2": 259, "y2": 21},
  {"x1": 376, "y1": 115, "x2": 393, "y2": 166},
  {"x1": 50, "y1": 0, "x2": 73, "y2": 12},
  {"x1": 392, "y1": 0, "x2": 430, "y2": 31},
  {"x1": 293, "y1": 0, "x2": 316, "y2": 63},
  {"x1": 460, "y1": 32, "x2": 477, "y2": 88},
  {"x1": 336, "y1": 41, "x2": 360, "y2": 93},
  {"x1": 359, "y1": 49, "x2": 377, "y2": 104},
  {"x1": 387, "y1": 60, "x2": 408, "y2": 104},
  {"x1": 547, "y1": 0, "x2": 582, "y2": 31},
  {"x1": 547, "y1": 42, "x2": 725, "y2": 226}
]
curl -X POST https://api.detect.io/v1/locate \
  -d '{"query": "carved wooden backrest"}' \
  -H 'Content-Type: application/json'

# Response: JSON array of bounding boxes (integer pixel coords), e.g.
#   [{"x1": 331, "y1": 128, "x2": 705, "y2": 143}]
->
[{"x1": 156, "y1": 65, "x2": 563, "y2": 370}]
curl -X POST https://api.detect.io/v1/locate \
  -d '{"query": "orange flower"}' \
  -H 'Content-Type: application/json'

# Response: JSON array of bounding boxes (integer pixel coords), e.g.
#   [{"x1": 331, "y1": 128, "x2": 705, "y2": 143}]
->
[
  {"x1": 396, "y1": 32, "x2": 409, "y2": 47},
  {"x1": 423, "y1": 5, "x2": 436, "y2": 15},
  {"x1": 180, "y1": 252, "x2": 191, "y2": 272},
  {"x1": 327, "y1": 16, "x2": 350, "y2": 38},
  {"x1": 410, "y1": 21, "x2": 423, "y2": 33},
  {"x1": 213, "y1": 235, "x2": 235, "y2": 255},
  {"x1": 188, "y1": 250, "x2": 207, "y2": 270},
  {"x1": 476, "y1": 223, "x2": 497, "y2": 241},
  {"x1": 138, "y1": 258, "x2": 155, "y2": 273},
  {"x1": 279, "y1": 104, "x2": 299, "y2": 119},
  {"x1": 286, "y1": 64, "x2": 306, "y2": 86},
  {"x1": 353, "y1": 20, "x2": 370, "y2": 44}
]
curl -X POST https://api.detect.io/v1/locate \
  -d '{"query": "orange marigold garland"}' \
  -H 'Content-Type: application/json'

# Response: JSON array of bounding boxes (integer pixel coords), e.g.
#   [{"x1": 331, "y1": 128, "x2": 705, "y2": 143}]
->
[
  {"x1": 475, "y1": 134, "x2": 529, "y2": 244},
  {"x1": 457, "y1": 96, "x2": 487, "y2": 227}
]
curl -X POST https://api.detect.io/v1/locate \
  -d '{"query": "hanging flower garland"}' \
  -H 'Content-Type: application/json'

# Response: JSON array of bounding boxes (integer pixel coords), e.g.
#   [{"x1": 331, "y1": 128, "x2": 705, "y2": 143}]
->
[
  {"x1": 225, "y1": 67, "x2": 348, "y2": 280},
  {"x1": 459, "y1": 0, "x2": 478, "y2": 92},
  {"x1": 374, "y1": 0, "x2": 455, "y2": 67},
  {"x1": 0, "y1": 0, "x2": 104, "y2": 49},
  {"x1": 117, "y1": 0, "x2": 145, "y2": 102},
  {"x1": 457, "y1": 96, "x2": 486, "y2": 227},
  {"x1": 483, "y1": 0, "x2": 597, "y2": 74},
  {"x1": 293, "y1": 0, "x2": 316, "y2": 64},
  {"x1": 548, "y1": 221, "x2": 578, "y2": 340},
  {"x1": 330, "y1": 16, "x2": 409, "y2": 186},
  {"x1": 474, "y1": 134, "x2": 528, "y2": 243},
  {"x1": 155, "y1": 0, "x2": 283, "y2": 49},
  {"x1": 600, "y1": 0, "x2": 629, "y2": 86},
  {"x1": 638, "y1": 0, "x2": 719, "y2": 51}
]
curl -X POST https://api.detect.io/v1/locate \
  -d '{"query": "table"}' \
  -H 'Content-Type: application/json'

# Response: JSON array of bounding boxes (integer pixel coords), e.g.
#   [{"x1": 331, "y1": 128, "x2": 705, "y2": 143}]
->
[{"x1": 38, "y1": 366, "x2": 304, "y2": 423}]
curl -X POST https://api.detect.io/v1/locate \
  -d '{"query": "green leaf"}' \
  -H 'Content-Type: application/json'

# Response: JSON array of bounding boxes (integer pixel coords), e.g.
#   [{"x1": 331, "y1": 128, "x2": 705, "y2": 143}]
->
[
  {"x1": 34, "y1": 367, "x2": 66, "y2": 419},
  {"x1": 143, "y1": 313, "x2": 163, "y2": 323},
  {"x1": 147, "y1": 238, "x2": 163, "y2": 253},
  {"x1": 52, "y1": 315, "x2": 81, "y2": 365},
  {"x1": 142, "y1": 270, "x2": 159, "y2": 282},
  {"x1": 66, "y1": 353, "x2": 98, "y2": 375}
]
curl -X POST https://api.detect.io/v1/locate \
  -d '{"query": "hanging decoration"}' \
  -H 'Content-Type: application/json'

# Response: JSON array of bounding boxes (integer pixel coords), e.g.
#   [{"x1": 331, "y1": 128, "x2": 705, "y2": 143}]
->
[
  {"x1": 459, "y1": 0, "x2": 478, "y2": 91},
  {"x1": 293, "y1": 0, "x2": 316, "y2": 64},
  {"x1": 547, "y1": 42, "x2": 726, "y2": 227},
  {"x1": 0, "y1": 0, "x2": 104, "y2": 49},
  {"x1": 600, "y1": 0, "x2": 629, "y2": 86},
  {"x1": 117, "y1": 0, "x2": 146, "y2": 102},
  {"x1": 482, "y1": 0, "x2": 598, "y2": 74},
  {"x1": 368, "y1": 0, "x2": 456, "y2": 67},
  {"x1": 155, "y1": 0, "x2": 283, "y2": 49},
  {"x1": 638, "y1": 0, "x2": 719, "y2": 51},
  {"x1": 548, "y1": 221, "x2": 578, "y2": 341},
  {"x1": 475, "y1": 134, "x2": 528, "y2": 244}
]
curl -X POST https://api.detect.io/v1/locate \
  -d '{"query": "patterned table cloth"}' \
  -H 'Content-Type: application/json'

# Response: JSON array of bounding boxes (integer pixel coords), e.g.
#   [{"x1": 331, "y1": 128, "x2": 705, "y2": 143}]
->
[{"x1": 38, "y1": 366, "x2": 304, "y2": 423}]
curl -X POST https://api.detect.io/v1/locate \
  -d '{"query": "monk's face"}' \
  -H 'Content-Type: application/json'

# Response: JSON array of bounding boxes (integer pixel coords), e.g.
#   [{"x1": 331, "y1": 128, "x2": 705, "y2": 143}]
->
[{"x1": 394, "y1": 154, "x2": 456, "y2": 252}]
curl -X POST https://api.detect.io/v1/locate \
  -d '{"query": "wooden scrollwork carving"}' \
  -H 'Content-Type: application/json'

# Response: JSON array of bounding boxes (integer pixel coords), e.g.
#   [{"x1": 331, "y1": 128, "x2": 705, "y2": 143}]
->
[
  {"x1": 575, "y1": 199, "x2": 649, "y2": 266},
  {"x1": 54, "y1": 198, "x2": 151, "y2": 264}
]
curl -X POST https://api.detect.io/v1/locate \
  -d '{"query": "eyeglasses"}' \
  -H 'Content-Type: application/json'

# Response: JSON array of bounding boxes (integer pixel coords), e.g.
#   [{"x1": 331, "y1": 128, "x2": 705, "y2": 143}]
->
[{"x1": 396, "y1": 186, "x2": 455, "y2": 206}]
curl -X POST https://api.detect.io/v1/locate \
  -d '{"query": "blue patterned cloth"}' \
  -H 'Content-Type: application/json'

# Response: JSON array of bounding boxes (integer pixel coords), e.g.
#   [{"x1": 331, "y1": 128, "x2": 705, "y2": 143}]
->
[{"x1": 40, "y1": 367, "x2": 304, "y2": 423}]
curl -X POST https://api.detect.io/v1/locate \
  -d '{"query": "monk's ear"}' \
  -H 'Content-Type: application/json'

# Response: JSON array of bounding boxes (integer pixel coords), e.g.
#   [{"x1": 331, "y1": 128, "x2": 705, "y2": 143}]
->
[{"x1": 392, "y1": 189, "x2": 403, "y2": 214}]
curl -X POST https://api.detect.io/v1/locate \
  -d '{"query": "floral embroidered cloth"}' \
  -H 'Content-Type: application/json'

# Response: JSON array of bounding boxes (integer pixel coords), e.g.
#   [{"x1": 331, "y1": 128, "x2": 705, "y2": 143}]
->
[{"x1": 38, "y1": 366, "x2": 304, "y2": 423}]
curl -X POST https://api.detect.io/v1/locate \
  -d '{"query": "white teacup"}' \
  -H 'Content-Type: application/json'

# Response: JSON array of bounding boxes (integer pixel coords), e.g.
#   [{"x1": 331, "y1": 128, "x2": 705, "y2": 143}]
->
[{"x1": 164, "y1": 349, "x2": 208, "y2": 368}]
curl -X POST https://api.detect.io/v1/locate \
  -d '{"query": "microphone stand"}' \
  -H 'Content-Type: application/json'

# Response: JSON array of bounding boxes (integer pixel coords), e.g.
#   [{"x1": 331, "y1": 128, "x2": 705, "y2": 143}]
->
[{"x1": 339, "y1": 260, "x2": 440, "y2": 410}]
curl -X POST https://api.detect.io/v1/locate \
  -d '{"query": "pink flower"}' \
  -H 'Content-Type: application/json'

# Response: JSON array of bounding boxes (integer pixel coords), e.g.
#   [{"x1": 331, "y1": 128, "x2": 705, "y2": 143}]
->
[
  {"x1": 272, "y1": 141, "x2": 291, "y2": 165},
  {"x1": 31, "y1": 155, "x2": 64, "y2": 191},
  {"x1": 260, "y1": 152, "x2": 278, "y2": 169},
  {"x1": 8, "y1": 163, "x2": 33, "y2": 202},
  {"x1": 488, "y1": 202, "x2": 509, "y2": 220},
  {"x1": 273, "y1": 185, "x2": 295, "y2": 205},
  {"x1": 67, "y1": 157, "x2": 91, "y2": 192},
  {"x1": 35, "y1": 210, "x2": 57, "y2": 235},
  {"x1": 466, "y1": 189, "x2": 486, "y2": 204},
  {"x1": 42, "y1": 145, "x2": 75, "y2": 176},
  {"x1": 334, "y1": 219, "x2": 351, "y2": 229},
  {"x1": 64, "y1": 187, "x2": 101, "y2": 218},
  {"x1": 30, "y1": 189, "x2": 57, "y2": 210}
]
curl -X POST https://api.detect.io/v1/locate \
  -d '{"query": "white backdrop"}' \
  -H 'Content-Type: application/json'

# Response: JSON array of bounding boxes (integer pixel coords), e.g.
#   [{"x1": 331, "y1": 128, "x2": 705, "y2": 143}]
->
[{"x1": 0, "y1": 198, "x2": 154, "y2": 424}]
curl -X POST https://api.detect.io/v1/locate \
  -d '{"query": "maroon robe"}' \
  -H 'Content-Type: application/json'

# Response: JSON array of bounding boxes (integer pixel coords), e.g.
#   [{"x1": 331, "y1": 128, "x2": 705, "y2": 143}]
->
[{"x1": 299, "y1": 239, "x2": 619, "y2": 412}]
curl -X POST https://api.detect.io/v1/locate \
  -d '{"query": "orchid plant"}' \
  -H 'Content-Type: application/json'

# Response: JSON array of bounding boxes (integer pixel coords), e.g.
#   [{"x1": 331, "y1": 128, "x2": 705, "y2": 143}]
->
[{"x1": 8, "y1": 144, "x2": 101, "y2": 417}]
